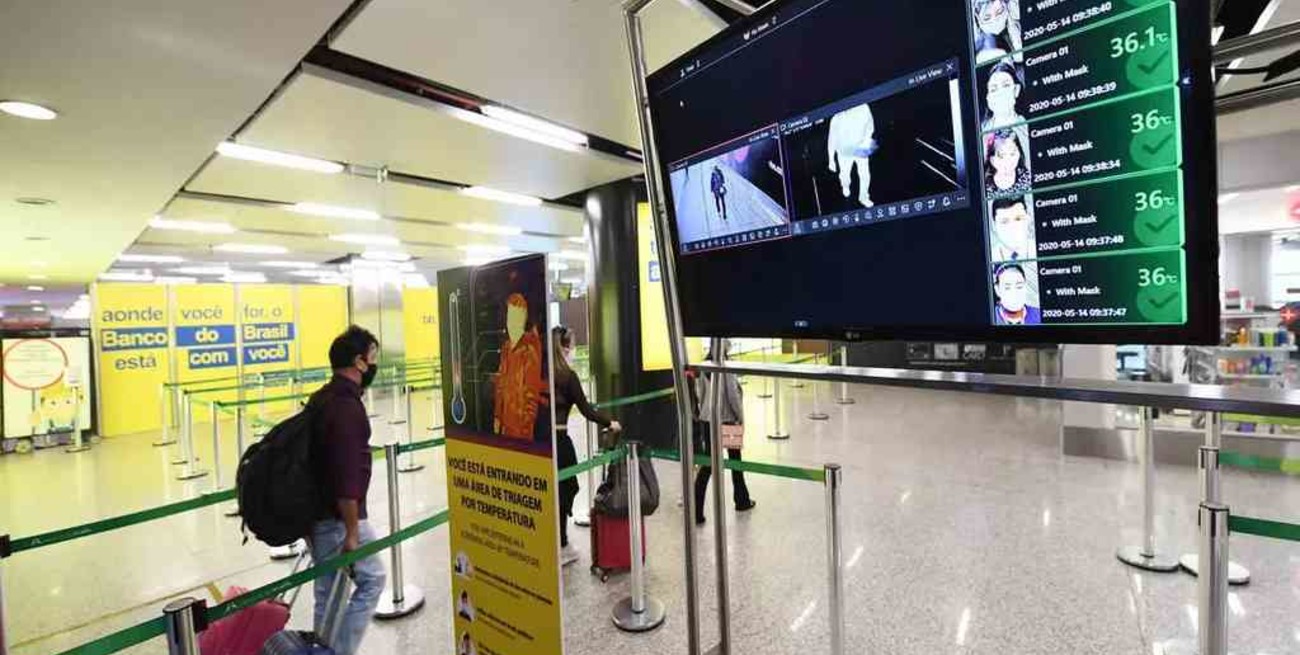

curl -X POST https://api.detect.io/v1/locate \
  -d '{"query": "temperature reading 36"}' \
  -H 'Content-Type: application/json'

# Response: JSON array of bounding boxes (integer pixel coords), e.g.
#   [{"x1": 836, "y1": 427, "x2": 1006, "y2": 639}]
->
[{"x1": 1138, "y1": 267, "x2": 1178, "y2": 287}]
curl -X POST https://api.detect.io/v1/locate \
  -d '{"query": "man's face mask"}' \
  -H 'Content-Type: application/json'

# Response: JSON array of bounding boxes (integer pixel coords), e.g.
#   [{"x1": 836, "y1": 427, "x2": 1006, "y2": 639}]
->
[{"x1": 360, "y1": 348, "x2": 378, "y2": 388}]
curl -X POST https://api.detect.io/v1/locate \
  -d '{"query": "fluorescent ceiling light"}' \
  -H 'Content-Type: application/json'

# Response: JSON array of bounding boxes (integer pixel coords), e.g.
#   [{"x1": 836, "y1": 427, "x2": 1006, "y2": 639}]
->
[
  {"x1": 289, "y1": 269, "x2": 331, "y2": 278},
  {"x1": 329, "y1": 233, "x2": 400, "y2": 246},
  {"x1": 316, "y1": 275, "x2": 350, "y2": 286},
  {"x1": 216, "y1": 141, "x2": 343, "y2": 174},
  {"x1": 453, "y1": 109, "x2": 583, "y2": 153},
  {"x1": 360, "y1": 250, "x2": 411, "y2": 262},
  {"x1": 1211, "y1": 25, "x2": 1225, "y2": 46},
  {"x1": 458, "y1": 222, "x2": 523, "y2": 236},
  {"x1": 222, "y1": 271, "x2": 267, "y2": 284},
  {"x1": 0, "y1": 101, "x2": 57, "y2": 120},
  {"x1": 567, "y1": 236, "x2": 586, "y2": 244},
  {"x1": 548, "y1": 262, "x2": 570, "y2": 272},
  {"x1": 459, "y1": 244, "x2": 512, "y2": 256},
  {"x1": 150, "y1": 217, "x2": 237, "y2": 234},
  {"x1": 26, "y1": 285, "x2": 44, "y2": 291},
  {"x1": 119, "y1": 253, "x2": 184, "y2": 264},
  {"x1": 346, "y1": 259, "x2": 416, "y2": 273},
  {"x1": 481, "y1": 105, "x2": 588, "y2": 146},
  {"x1": 154, "y1": 276, "x2": 199, "y2": 285},
  {"x1": 27, "y1": 274, "x2": 48, "y2": 280},
  {"x1": 288, "y1": 202, "x2": 380, "y2": 221},
  {"x1": 31, "y1": 306, "x2": 45, "y2": 312},
  {"x1": 99, "y1": 270, "x2": 154, "y2": 282},
  {"x1": 260, "y1": 260, "x2": 317, "y2": 269},
  {"x1": 553, "y1": 249, "x2": 588, "y2": 261},
  {"x1": 1218, "y1": 193, "x2": 1240, "y2": 204},
  {"x1": 173, "y1": 265, "x2": 231, "y2": 276},
  {"x1": 403, "y1": 274, "x2": 430, "y2": 288},
  {"x1": 461, "y1": 186, "x2": 543, "y2": 207},
  {"x1": 214, "y1": 243, "x2": 289, "y2": 255}
]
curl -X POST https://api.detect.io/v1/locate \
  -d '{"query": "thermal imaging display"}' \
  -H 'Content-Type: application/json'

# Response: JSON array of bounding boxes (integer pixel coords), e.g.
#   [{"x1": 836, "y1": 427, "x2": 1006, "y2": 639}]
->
[{"x1": 646, "y1": 0, "x2": 1217, "y2": 343}]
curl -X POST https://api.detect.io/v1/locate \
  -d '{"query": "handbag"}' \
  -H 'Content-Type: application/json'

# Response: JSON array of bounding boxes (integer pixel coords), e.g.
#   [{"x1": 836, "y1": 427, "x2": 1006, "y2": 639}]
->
[{"x1": 719, "y1": 423, "x2": 744, "y2": 450}]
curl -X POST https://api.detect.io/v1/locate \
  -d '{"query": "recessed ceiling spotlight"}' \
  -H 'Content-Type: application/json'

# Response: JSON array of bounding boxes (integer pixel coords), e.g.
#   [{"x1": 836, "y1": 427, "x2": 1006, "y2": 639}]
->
[
  {"x1": 15, "y1": 197, "x2": 54, "y2": 206},
  {"x1": 0, "y1": 101, "x2": 58, "y2": 120}
]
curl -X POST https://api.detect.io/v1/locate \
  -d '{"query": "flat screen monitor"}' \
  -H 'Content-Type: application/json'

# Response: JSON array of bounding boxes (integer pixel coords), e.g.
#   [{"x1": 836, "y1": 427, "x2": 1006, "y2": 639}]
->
[{"x1": 646, "y1": 0, "x2": 1218, "y2": 344}]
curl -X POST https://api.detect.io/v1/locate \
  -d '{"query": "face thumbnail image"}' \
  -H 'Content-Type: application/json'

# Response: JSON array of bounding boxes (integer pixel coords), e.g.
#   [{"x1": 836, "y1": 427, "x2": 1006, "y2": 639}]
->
[
  {"x1": 984, "y1": 127, "x2": 1031, "y2": 197},
  {"x1": 668, "y1": 134, "x2": 788, "y2": 246},
  {"x1": 972, "y1": 0, "x2": 1022, "y2": 64},
  {"x1": 988, "y1": 194, "x2": 1035, "y2": 263},
  {"x1": 784, "y1": 78, "x2": 963, "y2": 221},
  {"x1": 992, "y1": 261, "x2": 1041, "y2": 326},
  {"x1": 981, "y1": 58, "x2": 1026, "y2": 132}
]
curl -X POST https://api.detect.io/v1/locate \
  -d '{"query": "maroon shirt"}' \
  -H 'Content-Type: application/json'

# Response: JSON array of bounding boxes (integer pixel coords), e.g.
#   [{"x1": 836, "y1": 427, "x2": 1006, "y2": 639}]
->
[{"x1": 312, "y1": 374, "x2": 373, "y2": 520}]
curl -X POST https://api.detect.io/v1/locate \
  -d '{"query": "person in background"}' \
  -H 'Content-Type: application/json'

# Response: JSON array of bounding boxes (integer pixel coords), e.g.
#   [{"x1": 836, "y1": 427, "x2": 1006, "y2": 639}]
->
[
  {"x1": 711, "y1": 165, "x2": 729, "y2": 221},
  {"x1": 691, "y1": 339, "x2": 755, "y2": 525},
  {"x1": 551, "y1": 325, "x2": 621, "y2": 565},
  {"x1": 307, "y1": 326, "x2": 387, "y2": 655}
]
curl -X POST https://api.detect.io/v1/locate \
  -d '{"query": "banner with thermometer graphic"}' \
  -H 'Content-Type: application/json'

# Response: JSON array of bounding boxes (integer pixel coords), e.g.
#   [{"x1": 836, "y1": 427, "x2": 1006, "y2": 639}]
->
[{"x1": 437, "y1": 255, "x2": 563, "y2": 655}]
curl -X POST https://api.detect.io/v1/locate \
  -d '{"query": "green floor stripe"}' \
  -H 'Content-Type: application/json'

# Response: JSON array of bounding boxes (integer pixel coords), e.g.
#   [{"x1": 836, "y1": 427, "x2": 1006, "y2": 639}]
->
[
  {"x1": 1229, "y1": 515, "x2": 1300, "y2": 542},
  {"x1": 53, "y1": 617, "x2": 167, "y2": 655},
  {"x1": 1219, "y1": 451, "x2": 1300, "y2": 475},
  {"x1": 12, "y1": 489, "x2": 237, "y2": 554}
]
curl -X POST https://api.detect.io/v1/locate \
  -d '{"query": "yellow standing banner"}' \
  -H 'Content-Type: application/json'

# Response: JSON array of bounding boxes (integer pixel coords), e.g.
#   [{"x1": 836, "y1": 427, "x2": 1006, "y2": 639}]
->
[
  {"x1": 439, "y1": 255, "x2": 563, "y2": 655},
  {"x1": 239, "y1": 285, "x2": 298, "y2": 416},
  {"x1": 298, "y1": 285, "x2": 350, "y2": 372},
  {"x1": 92, "y1": 283, "x2": 169, "y2": 436}
]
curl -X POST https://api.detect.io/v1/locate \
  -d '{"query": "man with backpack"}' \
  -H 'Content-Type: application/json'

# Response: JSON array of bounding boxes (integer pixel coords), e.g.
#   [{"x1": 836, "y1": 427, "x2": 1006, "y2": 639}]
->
[{"x1": 306, "y1": 325, "x2": 386, "y2": 655}]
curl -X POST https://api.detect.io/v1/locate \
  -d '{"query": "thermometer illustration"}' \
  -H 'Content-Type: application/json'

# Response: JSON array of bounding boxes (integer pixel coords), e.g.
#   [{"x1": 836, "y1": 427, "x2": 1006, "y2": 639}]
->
[{"x1": 449, "y1": 290, "x2": 467, "y2": 424}]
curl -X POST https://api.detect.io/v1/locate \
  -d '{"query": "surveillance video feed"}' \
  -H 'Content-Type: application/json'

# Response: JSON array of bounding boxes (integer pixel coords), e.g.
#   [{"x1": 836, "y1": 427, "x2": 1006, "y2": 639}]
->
[{"x1": 669, "y1": 127, "x2": 791, "y2": 253}]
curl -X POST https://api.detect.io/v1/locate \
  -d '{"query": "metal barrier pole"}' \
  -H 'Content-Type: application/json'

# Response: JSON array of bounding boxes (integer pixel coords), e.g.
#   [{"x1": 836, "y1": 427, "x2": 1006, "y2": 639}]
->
[
  {"x1": 1198, "y1": 501, "x2": 1230, "y2": 655},
  {"x1": 789, "y1": 342, "x2": 805, "y2": 388},
  {"x1": 162, "y1": 597, "x2": 204, "y2": 655},
  {"x1": 612, "y1": 440, "x2": 666, "y2": 631},
  {"x1": 807, "y1": 354, "x2": 829, "y2": 421},
  {"x1": 375, "y1": 442, "x2": 425, "y2": 618},
  {"x1": 224, "y1": 405, "x2": 245, "y2": 517},
  {"x1": 172, "y1": 391, "x2": 190, "y2": 465},
  {"x1": 824, "y1": 464, "x2": 844, "y2": 655},
  {"x1": 210, "y1": 402, "x2": 224, "y2": 490},
  {"x1": 176, "y1": 394, "x2": 207, "y2": 480},
  {"x1": 65, "y1": 391, "x2": 90, "y2": 453},
  {"x1": 707, "y1": 341, "x2": 733, "y2": 653},
  {"x1": 398, "y1": 385, "x2": 423, "y2": 473},
  {"x1": 757, "y1": 345, "x2": 773, "y2": 399},
  {"x1": 154, "y1": 385, "x2": 177, "y2": 447},
  {"x1": 835, "y1": 346, "x2": 855, "y2": 405},
  {"x1": 768, "y1": 375, "x2": 789, "y2": 440},
  {"x1": 367, "y1": 386, "x2": 378, "y2": 418},
  {"x1": 575, "y1": 420, "x2": 595, "y2": 527},
  {"x1": 1116, "y1": 407, "x2": 1178, "y2": 571},
  {"x1": 1, "y1": 536, "x2": 10, "y2": 655},
  {"x1": 1178, "y1": 414, "x2": 1248, "y2": 584}
]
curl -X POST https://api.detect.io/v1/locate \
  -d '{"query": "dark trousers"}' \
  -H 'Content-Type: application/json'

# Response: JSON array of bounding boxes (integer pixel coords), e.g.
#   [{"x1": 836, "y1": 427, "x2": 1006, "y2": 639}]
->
[
  {"x1": 557, "y1": 431, "x2": 579, "y2": 547},
  {"x1": 692, "y1": 422, "x2": 750, "y2": 519},
  {"x1": 713, "y1": 192, "x2": 727, "y2": 219}
]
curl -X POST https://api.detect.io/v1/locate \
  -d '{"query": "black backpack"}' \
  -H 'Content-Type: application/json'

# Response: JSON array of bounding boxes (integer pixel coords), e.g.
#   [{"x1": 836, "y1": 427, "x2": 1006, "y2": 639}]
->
[{"x1": 235, "y1": 401, "x2": 323, "y2": 546}]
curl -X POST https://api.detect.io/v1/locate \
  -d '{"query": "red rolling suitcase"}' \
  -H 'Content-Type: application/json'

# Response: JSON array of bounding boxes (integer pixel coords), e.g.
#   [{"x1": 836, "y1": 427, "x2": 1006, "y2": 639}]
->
[
  {"x1": 201, "y1": 552, "x2": 308, "y2": 655},
  {"x1": 589, "y1": 508, "x2": 645, "y2": 583}
]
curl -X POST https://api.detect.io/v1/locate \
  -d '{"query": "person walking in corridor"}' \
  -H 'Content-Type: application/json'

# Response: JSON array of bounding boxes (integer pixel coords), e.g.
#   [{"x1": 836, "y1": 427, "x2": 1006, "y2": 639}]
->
[
  {"x1": 307, "y1": 326, "x2": 387, "y2": 655},
  {"x1": 691, "y1": 339, "x2": 754, "y2": 524},
  {"x1": 711, "y1": 165, "x2": 728, "y2": 221}
]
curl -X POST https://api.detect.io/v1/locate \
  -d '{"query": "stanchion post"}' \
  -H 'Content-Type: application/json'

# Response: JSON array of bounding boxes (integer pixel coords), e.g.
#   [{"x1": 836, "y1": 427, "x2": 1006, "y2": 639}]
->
[
  {"x1": 367, "y1": 386, "x2": 377, "y2": 418},
  {"x1": 707, "y1": 340, "x2": 733, "y2": 653},
  {"x1": 835, "y1": 346, "x2": 855, "y2": 405},
  {"x1": 1116, "y1": 407, "x2": 1178, "y2": 571},
  {"x1": 210, "y1": 402, "x2": 223, "y2": 490},
  {"x1": 575, "y1": 420, "x2": 595, "y2": 527},
  {"x1": 612, "y1": 440, "x2": 666, "y2": 631},
  {"x1": 808, "y1": 353, "x2": 829, "y2": 421},
  {"x1": 176, "y1": 393, "x2": 207, "y2": 481},
  {"x1": 824, "y1": 464, "x2": 844, "y2": 655},
  {"x1": 224, "y1": 404, "x2": 245, "y2": 517},
  {"x1": 768, "y1": 374, "x2": 789, "y2": 440},
  {"x1": 398, "y1": 385, "x2": 424, "y2": 473},
  {"x1": 1198, "y1": 501, "x2": 1230, "y2": 655},
  {"x1": 790, "y1": 342, "x2": 805, "y2": 388},
  {"x1": 65, "y1": 389, "x2": 90, "y2": 453},
  {"x1": 757, "y1": 344, "x2": 773, "y2": 399},
  {"x1": 162, "y1": 597, "x2": 205, "y2": 655},
  {"x1": 374, "y1": 442, "x2": 425, "y2": 619},
  {"x1": 155, "y1": 384, "x2": 177, "y2": 447},
  {"x1": 172, "y1": 391, "x2": 190, "y2": 465},
  {"x1": 1178, "y1": 414, "x2": 1249, "y2": 584},
  {"x1": 1, "y1": 535, "x2": 10, "y2": 655}
]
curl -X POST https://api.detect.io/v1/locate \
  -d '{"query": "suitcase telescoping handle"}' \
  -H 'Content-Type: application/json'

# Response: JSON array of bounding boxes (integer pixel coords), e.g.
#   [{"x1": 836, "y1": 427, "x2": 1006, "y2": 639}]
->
[
  {"x1": 316, "y1": 548, "x2": 355, "y2": 649},
  {"x1": 274, "y1": 549, "x2": 312, "y2": 608}
]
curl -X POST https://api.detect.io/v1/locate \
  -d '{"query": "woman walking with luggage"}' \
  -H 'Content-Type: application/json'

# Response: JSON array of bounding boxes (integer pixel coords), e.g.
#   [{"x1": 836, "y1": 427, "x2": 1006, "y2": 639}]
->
[
  {"x1": 551, "y1": 325, "x2": 620, "y2": 565},
  {"x1": 692, "y1": 339, "x2": 756, "y2": 525}
]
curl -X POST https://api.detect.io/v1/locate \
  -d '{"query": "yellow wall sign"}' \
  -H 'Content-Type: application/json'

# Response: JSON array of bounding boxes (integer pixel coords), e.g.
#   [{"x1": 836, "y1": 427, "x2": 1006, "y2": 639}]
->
[
  {"x1": 93, "y1": 283, "x2": 170, "y2": 436},
  {"x1": 402, "y1": 287, "x2": 440, "y2": 364},
  {"x1": 298, "y1": 286, "x2": 350, "y2": 370},
  {"x1": 173, "y1": 284, "x2": 238, "y2": 385},
  {"x1": 438, "y1": 258, "x2": 563, "y2": 655},
  {"x1": 238, "y1": 285, "x2": 297, "y2": 373}
]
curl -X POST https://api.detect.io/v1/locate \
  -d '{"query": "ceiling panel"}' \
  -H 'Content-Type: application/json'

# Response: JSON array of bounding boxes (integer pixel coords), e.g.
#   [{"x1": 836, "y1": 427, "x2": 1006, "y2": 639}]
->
[
  {"x1": 152, "y1": 196, "x2": 580, "y2": 262},
  {"x1": 332, "y1": 0, "x2": 724, "y2": 148},
  {"x1": 0, "y1": 0, "x2": 355, "y2": 284},
  {"x1": 186, "y1": 156, "x2": 585, "y2": 235},
  {"x1": 1217, "y1": 1, "x2": 1300, "y2": 95},
  {"x1": 238, "y1": 71, "x2": 643, "y2": 200}
]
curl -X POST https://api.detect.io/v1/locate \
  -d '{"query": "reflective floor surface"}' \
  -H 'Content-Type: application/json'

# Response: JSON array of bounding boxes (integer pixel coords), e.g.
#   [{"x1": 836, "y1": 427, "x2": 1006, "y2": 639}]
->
[{"x1": 3, "y1": 382, "x2": 1298, "y2": 654}]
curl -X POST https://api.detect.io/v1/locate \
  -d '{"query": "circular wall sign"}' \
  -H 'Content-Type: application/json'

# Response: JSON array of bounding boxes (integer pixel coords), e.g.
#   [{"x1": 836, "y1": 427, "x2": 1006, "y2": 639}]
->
[{"x1": 2, "y1": 339, "x2": 68, "y2": 390}]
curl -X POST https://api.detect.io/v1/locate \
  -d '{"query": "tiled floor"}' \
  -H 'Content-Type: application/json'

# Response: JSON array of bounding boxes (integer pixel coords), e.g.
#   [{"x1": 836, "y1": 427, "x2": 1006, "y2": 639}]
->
[{"x1": 3, "y1": 382, "x2": 1299, "y2": 655}]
